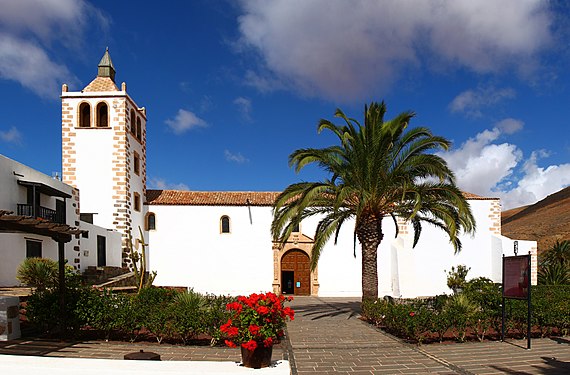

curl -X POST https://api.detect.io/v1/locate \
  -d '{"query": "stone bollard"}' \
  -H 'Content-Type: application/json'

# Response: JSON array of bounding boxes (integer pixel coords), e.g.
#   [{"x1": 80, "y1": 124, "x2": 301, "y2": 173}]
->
[{"x1": 0, "y1": 296, "x2": 21, "y2": 341}]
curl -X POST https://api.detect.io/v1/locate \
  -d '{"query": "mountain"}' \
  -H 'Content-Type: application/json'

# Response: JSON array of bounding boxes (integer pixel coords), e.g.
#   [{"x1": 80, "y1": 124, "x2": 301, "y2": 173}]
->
[{"x1": 501, "y1": 186, "x2": 570, "y2": 253}]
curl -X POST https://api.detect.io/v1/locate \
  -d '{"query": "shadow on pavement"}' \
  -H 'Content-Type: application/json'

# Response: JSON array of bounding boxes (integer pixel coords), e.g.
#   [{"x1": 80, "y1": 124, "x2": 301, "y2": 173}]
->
[
  {"x1": 489, "y1": 357, "x2": 570, "y2": 375},
  {"x1": 290, "y1": 299, "x2": 361, "y2": 321}
]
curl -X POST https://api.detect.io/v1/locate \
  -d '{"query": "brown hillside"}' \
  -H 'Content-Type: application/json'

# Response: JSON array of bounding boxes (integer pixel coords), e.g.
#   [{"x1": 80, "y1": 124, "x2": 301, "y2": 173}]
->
[{"x1": 501, "y1": 186, "x2": 570, "y2": 253}]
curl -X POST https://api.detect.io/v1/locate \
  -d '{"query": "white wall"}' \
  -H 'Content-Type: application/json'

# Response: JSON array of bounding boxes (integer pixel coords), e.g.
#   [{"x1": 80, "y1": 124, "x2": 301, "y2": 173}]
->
[
  {"x1": 0, "y1": 154, "x2": 124, "y2": 286},
  {"x1": 148, "y1": 205, "x2": 274, "y2": 295},
  {"x1": 78, "y1": 223, "x2": 122, "y2": 270},
  {"x1": 146, "y1": 198, "x2": 537, "y2": 298},
  {"x1": 73, "y1": 127, "x2": 116, "y2": 228}
]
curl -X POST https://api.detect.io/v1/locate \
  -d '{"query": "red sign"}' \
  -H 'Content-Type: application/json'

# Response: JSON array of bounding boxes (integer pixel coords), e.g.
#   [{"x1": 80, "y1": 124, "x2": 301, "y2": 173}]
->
[{"x1": 503, "y1": 255, "x2": 530, "y2": 299}]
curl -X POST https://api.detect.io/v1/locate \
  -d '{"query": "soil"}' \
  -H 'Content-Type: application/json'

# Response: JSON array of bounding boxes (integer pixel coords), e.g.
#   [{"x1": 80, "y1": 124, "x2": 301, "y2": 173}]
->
[{"x1": 502, "y1": 186, "x2": 570, "y2": 253}]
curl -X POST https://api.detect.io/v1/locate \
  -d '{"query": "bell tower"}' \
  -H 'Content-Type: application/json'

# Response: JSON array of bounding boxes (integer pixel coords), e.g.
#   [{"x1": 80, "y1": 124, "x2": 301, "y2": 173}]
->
[{"x1": 61, "y1": 48, "x2": 147, "y2": 267}]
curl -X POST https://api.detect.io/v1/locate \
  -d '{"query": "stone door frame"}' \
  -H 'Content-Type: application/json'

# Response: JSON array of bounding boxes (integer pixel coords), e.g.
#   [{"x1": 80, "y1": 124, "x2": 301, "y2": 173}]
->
[{"x1": 272, "y1": 232, "x2": 319, "y2": 296}]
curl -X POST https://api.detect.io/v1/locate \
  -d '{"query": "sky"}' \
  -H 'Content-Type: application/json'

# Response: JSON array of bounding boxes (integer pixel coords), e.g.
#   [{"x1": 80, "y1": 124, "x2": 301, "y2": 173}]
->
[{"x1": 1, "y1": 0, "x2": 569, "y2": 210}]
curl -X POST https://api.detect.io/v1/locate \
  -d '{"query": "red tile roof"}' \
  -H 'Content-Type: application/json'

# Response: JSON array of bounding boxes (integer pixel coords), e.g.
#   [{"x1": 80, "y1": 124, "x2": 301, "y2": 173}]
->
[
  {"x1": 146, "y1": 190, "x2": 280, "y2": 206},
  {"x1": 462, "y1": 192, "x2": 498, "y2": 200},
  {"x1": 146, "y1": 189, "x2": 495, "y2": 206}
]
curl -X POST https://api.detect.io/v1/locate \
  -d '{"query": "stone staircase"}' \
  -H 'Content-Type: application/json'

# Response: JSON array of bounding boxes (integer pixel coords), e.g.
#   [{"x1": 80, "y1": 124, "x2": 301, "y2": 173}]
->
[{"x1": 82, "y1": 266, "x2": 134, "y2": 287}]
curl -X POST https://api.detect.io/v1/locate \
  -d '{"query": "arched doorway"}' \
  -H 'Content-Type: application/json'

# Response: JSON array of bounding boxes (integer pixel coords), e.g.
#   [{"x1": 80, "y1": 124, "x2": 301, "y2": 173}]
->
[{"x1": 281, "y1": 249, "x2": 310, "y2": 295}]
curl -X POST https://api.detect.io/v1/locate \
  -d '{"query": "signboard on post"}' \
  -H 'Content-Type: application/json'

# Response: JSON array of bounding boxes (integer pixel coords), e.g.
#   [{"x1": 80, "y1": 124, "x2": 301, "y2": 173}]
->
[
  {"x1": 502, "y1": 250, "x2": 532, "y2": 349},
  {"x1": 503, "y1": 255, "x2": 530, "y2": 299}
]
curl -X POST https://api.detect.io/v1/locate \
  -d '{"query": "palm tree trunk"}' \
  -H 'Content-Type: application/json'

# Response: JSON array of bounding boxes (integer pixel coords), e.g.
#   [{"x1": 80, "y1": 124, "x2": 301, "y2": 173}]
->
[{"x1": 356, "y1": 214, "x2": 383, "y2": 302}]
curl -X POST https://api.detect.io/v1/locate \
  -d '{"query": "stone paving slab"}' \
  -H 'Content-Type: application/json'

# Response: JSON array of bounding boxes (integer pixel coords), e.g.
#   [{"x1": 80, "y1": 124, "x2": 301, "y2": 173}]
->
[
  {"x1": 286, "y1": 297, "x2": 453, "y2": 374},
  {"x1": 0, "y1": 338, "x2": 287, "y2": 362},
  {"x1": 286, "y1": 297, "x2": 570, "y2": 375},
  {"x1": 420, "y1": 336, "x2": 570, "y2": 374}
]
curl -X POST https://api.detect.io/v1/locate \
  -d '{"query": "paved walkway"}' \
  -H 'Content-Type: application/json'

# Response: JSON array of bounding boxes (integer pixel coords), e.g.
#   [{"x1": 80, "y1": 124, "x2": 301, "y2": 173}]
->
[
  {"x1": 285, "y1": 296, "x2": 570, "y2": 374},
  {"x1": 1, "y1": 296, "x2": 569, "y2": 374}
]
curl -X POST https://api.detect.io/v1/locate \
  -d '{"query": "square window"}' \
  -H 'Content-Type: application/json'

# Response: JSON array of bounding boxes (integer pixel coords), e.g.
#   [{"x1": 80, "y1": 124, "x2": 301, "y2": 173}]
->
[
  {"x1": 134, "y1": 152, "x2": 140, "y2": 175},
  {"x1": 134, "y1": 192, "x2": 141, "y2": 212},
  {"x1": 26, "y1": 240, "x2": 42, "y2": 258}
]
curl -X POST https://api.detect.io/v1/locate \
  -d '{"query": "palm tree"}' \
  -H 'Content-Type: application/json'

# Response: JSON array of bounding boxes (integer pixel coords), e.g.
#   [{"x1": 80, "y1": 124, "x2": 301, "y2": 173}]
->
[
  {"x1": 538, "y1": 240, "x2": 570, "y2": 285},
  {"x1": 271, "y1": 101, "x2": 476, "y2": 302}
]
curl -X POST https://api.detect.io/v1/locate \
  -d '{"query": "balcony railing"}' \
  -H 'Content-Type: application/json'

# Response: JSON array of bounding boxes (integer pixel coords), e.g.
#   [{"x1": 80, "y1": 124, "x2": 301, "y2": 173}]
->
[{"x1": 17, "y1": 204, "x2": 65, "y2": 224}]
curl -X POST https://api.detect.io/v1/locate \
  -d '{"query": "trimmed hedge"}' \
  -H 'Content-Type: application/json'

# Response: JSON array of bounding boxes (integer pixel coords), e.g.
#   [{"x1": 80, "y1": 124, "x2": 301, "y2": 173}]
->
[
  {"x1": 362, "y1": 282, "x2": 570, "y2": 344},
  {"x1": 26, "y1": 286, "x2": 235, "y2": 344}
]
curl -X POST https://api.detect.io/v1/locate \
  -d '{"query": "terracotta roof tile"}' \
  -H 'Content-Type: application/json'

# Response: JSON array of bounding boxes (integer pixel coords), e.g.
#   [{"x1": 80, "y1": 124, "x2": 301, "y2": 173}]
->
[
  {"x1": 462, "y1": 192, "x2": 498, "y2": 200},
  {"x1": 83, "y1": 77, "x2": 119, "y2": 92},
  {"x1": 146, "y1": 189, "x2": 495, "y2": 206},
  {"x1": 146, "y1": 190, "x2": 280, "y2": 206}
]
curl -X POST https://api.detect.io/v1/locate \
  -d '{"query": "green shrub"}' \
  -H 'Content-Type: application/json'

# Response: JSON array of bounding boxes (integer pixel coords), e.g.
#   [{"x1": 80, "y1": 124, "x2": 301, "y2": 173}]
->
[
  {"x1": 444, "y1": 294, "x2": 478, "y2": 342},
  {"x1": 17, "y1": 258, "x2": 58, "y2": 290},
  {"x1": 170, "y1": 289, "x2": 207, "y2": 343},
  {"x1": 362, "y1": 284, "x2": 569, "y2": 344},
  {"x1": 446, "y1": 265, "x2": 470, "y2": 294},
  {"x1": 201, "y1": 294, "x2": 236, "y2": 344},
  {"x1": 26, "y1": 286, "x2": 96, "y2": 334},
  {"x1": 134, "y1": 287, "x2": 178, "y2": 343}
]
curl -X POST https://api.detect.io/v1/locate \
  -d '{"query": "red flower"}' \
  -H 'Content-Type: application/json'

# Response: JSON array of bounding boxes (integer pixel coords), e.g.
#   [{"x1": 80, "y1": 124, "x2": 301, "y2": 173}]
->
[
  {"x1": 220, "y1": 319, "x2": 232, "y2": 333},
  {"x1": 248, "y1": 325, "x2": 260, "y2": 335},
  {"x1": 242, "y1": 340, "x2": 257, "y2": 351},
  {"x1": 263, "y1": 337, "x2": 274, "y2": 348},
  {"x1": 227, "y1": 326, "x2": 239, "y2": 337},
  {"x1": 257, "y1": 305, "x2": 270, "y2": 315},
  {"x1": 409, "y1": 311, "x2": 415, "y2": 317},
  {"x1": 283, "y1": 306, "x2": 295, "y2": 320},
  {"x1": 226, "y1": 302, "x2": 243, "y2": 312},
  {"x1": 225, "y1": 340, "x2": 237, "y2": 348}
]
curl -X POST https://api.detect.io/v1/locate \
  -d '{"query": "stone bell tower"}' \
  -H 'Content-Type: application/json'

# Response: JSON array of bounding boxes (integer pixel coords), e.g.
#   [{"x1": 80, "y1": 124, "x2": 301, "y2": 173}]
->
[{"x1": 61, "y1": 48, "x2": 147, "y2": 267}]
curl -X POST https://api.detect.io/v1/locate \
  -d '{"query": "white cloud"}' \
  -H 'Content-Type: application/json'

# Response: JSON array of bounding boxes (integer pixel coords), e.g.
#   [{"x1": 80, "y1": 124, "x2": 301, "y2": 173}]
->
[
  {"x1": 498, "y1": 152, "x2": 570, "y2": 209},
  {"x1": 440, "y1": 124, "x2": 570, "y2": 210},
  {"x1": 237, "y1": 0, "x2": 551, "y2": 102},
  {"x1": 147, "y1": 177, "x2": 189, "y2": 191},
  {"x1": 224, "y1": 150, "x2": 249, "y2": 164},
  {"x1": 234, "y1": 96, "x2": 252, "y2": 122},
  {"x1": 0, "y1": 0, "x2": 108, "y2": 98},
  {"x1": 165, "y1": 109, "x2": 208, "y2": 134},
  {"x1": 449, "y1": 87, "x2": 516, "y2": 117},
  {"x1": 0, "y1": 126, "x2": 22, "y2": 144},
  {"x1": 0, "y1": 34, "x2": 76, "y2": 98},
  {"x1": 495, "y1": 118, "x2": 524, "y2": 135}
]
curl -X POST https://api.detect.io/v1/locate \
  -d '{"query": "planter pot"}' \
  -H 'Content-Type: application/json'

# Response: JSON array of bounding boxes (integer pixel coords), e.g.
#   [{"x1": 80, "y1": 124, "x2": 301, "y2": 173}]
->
[{"x1": 240, "y1": 344, "x2": 273, "y2": 369}]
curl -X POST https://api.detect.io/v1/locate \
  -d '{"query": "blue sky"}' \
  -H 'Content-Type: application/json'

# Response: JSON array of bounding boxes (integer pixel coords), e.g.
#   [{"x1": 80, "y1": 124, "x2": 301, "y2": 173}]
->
[{"x1": 1, "y1": 0, "x2": 569, "y2": 210}]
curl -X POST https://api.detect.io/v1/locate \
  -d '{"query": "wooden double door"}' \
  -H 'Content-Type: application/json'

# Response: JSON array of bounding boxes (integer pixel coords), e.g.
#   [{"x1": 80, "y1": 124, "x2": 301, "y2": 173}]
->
[{"x1": 281, "y1": 249, "x2": 310, "y2": 295}]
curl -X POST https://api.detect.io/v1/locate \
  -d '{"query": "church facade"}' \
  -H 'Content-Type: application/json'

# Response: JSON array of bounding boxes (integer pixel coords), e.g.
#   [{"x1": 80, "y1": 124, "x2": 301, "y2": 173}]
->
[{"x1": 0, "y1": 50, "x2": 538, "y2": 297}]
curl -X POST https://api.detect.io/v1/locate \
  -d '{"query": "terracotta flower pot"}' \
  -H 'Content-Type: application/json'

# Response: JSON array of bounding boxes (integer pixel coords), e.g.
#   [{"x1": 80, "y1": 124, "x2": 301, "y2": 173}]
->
[{"x1": 240, "y1": 344, "x2": 273, "y2": 369}]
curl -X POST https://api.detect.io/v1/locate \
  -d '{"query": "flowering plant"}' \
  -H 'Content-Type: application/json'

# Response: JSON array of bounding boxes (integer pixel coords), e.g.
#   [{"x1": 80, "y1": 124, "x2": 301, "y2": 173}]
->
[{"x1": 220, "y1": 292, "x2": 294, "y2": 350}]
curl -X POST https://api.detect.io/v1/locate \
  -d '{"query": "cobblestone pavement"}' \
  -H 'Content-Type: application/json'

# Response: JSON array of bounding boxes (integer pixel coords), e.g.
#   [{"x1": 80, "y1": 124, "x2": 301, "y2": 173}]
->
[{"x1": 285, "y1": 296, "x2": 570, "y2": 375}]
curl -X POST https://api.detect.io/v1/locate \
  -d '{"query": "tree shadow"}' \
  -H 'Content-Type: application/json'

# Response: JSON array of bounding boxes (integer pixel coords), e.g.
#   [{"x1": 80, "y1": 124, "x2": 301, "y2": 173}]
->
[
  {"x1": 290, "y1": 299, "x2": 361, "y2": 320},
  {"x1": 549, "y1": 336, "x2": 570, "y2": 346},
  {"x1": 489, "y1": 357, "x2": 570, "y2": 375},
  {"x1": 0, "y1": 337, "x2": 80, "y2": 357}
]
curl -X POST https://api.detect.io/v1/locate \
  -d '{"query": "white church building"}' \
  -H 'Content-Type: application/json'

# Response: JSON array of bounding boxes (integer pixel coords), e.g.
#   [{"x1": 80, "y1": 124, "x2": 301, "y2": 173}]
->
[{"x1": 0, "y1": 50, "x2": 537, "y2": 298}]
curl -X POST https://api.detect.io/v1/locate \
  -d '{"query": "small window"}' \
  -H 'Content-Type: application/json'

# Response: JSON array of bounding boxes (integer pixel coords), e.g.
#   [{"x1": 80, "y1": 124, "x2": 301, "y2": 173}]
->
[
  {"x1": 26, "y1": 240, "x2": 42, "y2": 258},
  {"x1": 96, "y1": 102, "x2": 109, "y2": 127},
  {"x1": 136, "y1": 117, "x2": 142, "y2": 141},
  {"x1": 133, "y1": 192, "x2": 141, "y2": 212},
  {"x1": 220, "y1": 215, "x2": 230, "y2": 234},
  {"x1": 146, "y1": 212, "x2": 156, "y2": 230},
  {"x1": 292, "y1": 222, "x2": 300, "y2": 232},
  {"x1": 130, "y1": 109, "x2": 136, "y2": 133},
  {"x1": 134, "y1": 152, "x2": 140, "y2": 175},
  {"x1": 79, "y1": 102, "x2": 91, "y2": 127}
]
